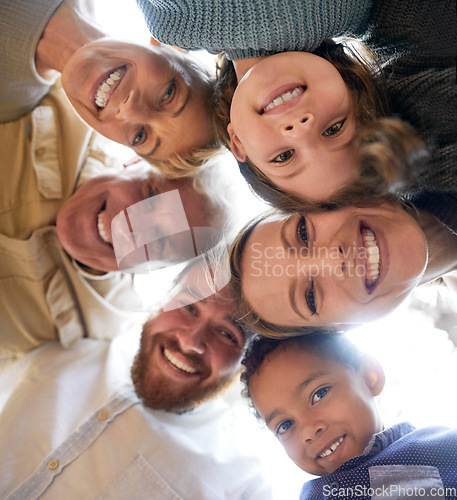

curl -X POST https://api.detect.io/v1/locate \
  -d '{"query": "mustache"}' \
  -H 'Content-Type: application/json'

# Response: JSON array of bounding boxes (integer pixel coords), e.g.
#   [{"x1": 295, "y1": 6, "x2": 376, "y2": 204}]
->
[
  {"x1": 145, "y1": 332, "x2": 210, "y2": 378},
  {"x1": 162, "y1": 338, "x2": 207, "y2": 374}
]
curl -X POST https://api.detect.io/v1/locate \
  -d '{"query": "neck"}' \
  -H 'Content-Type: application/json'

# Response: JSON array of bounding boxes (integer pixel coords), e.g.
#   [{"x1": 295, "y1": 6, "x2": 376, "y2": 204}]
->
[
  {"x1": 35, "y1": 0, "x2": 107, "y2": 79},
  {"x1": 418, "y1": 209, "x2": 457, "y2": 285},
  {"x1": 233, "y1": 56, "x2": 265, "y2": 82}
]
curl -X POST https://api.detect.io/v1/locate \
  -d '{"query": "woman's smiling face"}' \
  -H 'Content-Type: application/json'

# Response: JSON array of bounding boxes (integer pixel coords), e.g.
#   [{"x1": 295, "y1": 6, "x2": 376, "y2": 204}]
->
[
  {"x1": 240, "y1": 203, "x2": 428, "y2": 327},
  {"x1": 61, "y1": 39, "x2": 214, "y2": 161},
  {"x1": 228, "y1": 52, "x2": 359, "y2": 202}
]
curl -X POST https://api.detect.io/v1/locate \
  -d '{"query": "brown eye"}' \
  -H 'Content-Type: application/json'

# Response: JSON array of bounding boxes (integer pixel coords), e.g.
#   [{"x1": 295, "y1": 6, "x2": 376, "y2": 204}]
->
[
  {"x1": 322, "y1": 120, "x2": 345, "y2": 137},
  {"x1": 272, "y1": 149, "x2": 295, "y2": 163}
]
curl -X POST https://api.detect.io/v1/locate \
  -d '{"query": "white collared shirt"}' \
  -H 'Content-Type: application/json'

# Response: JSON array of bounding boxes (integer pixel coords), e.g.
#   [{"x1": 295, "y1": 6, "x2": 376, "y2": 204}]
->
[{"x1": 0, "y1": 336, "x2": 273, "y2": 499}]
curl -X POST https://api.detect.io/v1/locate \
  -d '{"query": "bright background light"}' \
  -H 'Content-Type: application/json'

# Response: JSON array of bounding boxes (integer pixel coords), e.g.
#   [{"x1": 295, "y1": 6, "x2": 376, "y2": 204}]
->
[{"x1": 94, "y1": 2, "x2": 457, "y2": 498}]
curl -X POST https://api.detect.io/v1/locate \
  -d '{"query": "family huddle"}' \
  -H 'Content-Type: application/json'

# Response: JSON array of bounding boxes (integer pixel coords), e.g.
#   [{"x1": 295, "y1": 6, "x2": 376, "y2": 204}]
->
[{"x1": 1, "y1": 0, "x2": 456, "y2": 498}]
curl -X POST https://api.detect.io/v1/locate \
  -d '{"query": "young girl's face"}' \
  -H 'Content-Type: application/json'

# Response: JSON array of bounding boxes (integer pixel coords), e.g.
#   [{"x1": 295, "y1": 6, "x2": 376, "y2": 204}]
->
[
  {"x1": 227, "y1": 52, "x2": 359, "y2": 201},
  {"x1": 249, "y1": 343, "x2": 383, "y2": 475},
  {"x1": 240, "y1": 203, "x2": 427, "y2": 327}
]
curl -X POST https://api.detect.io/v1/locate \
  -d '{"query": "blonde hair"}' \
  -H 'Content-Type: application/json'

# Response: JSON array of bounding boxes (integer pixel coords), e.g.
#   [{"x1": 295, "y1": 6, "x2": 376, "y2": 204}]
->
[
  {"x1": 214, "y1": 38, "x2": 428, "y2": 210},
  {"x1": 148, "y1": 143, "x2": 226, "y2": 179}
]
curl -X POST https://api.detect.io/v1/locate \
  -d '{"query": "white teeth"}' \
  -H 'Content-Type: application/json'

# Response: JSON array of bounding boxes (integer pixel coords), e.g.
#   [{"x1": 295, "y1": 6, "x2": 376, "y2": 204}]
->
[
  {"x1": 319, "y1": 437, "x2": 344, "y2": 459},
  {"x1": 97, "y1": 209, "x2": 110, "y2": 243},
  {"x1": 263, "y1": 86, "x2": 303, "y2": 112},
  {"x1": 95, "y1": 67, "x2": 125, "y2": 109},
  {"x1": 163, "y1": 348, "x2": 197, "y2": 374},
  {"x1": 362, "y1": 228, "x2": 380, "y2": 288}
]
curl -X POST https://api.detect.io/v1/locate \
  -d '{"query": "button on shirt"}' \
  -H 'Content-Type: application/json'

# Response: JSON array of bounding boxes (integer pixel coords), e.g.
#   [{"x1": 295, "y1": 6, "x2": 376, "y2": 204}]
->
[{"x1": 0, "y1": 337, "x2": 273, "y2": 500}]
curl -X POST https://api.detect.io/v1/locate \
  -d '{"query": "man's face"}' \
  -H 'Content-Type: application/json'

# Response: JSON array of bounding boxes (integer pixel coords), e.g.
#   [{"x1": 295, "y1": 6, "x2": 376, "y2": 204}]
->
[
  {"x1": 131, "y1": 287, "x2": 246, "y2": 412},
  {"x1": 56, "y1": 163, "x2": 212, "y2": 272}
]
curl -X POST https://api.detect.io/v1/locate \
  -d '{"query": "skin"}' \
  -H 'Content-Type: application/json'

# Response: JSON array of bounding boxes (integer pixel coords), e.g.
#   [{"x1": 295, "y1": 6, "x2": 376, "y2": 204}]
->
[
  {"x1": 241, "y1": 203, "x2": 428, "y2": 327},
  {"x1": 61, "y1": 39, "x2": 214, "y2": 162},
  {"x1": 36, "y1": 0, "x2": 214, "y2": 161},
  {"x1": 228, "y1": 52, "x2": 359, "y2": 202},
  {"x1": 56, "y1": 163, "x2": 213, "y2": 272},
  {"x1": 249, "y1": 343, "x2": 384, "y2": 475},
  {"x1": 131, "y1": 286, "x2": 245, "y2": 412}
]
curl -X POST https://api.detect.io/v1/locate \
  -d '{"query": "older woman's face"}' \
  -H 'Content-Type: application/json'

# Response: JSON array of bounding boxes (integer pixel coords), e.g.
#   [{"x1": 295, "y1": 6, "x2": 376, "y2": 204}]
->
[
  {"x1": 240, "y1": 203, "x2": 428, "y2": 327},
  {"x1": 61, "y1": 39, "x2": 214, "y2": 161}
]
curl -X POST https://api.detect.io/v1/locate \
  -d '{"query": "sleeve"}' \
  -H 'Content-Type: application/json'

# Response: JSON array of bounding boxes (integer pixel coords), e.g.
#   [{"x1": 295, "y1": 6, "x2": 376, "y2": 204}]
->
[
  {"x1": 0, "y1": 0, "x2": 64, "y2": 122},
  {"x1": 136, "y1": 0, "x2": 373, "y2": 60}
]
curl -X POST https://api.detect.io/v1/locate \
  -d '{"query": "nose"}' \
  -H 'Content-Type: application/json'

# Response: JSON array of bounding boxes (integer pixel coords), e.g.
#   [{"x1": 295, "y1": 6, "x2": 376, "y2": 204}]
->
[
  {"x1": 302, "y1": 245, "x2": 347, "y2": 281},
  {"x1": 116, "y1": 91, "x2": 150, "y2": 122},
  {"x1": 302, "y1": 419, "x2": 325, "y2": 445},
  {"x1": 175, "y1": 321, "x2": 208, "y2": 355},
  {"x1": 279, "y1": 113, "x2": 312, "y2": 137}
]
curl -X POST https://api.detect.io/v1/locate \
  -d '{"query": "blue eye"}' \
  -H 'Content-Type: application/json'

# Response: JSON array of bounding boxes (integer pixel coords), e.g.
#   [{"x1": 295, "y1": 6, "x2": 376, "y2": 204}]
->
[
  {"x1": 185, "y1": 304, "x2": 198, "y2": 317},
  {"x1": 322, "y1": 120, "x2": 345, "y2": 137},
  {"x1": 305, "y1": 282, "x2": 317, "y2": 315},
  {"x1": 272, "y1": 149, "x2": 295, "y2": 163},
  {"x1": 276, "y1": 420, "x2": 294, "y2": 436},
  {"x1": 132, "y1": 128, "x2": 145, "y2": 147},
  {"x1": 296, "y1": 216, "x2": 309, "y2": 245},
  {"x1": 312, "y1": 386, "x2": 330, "y2": 405},
  {"x1": 162, "y1": 81, "x2": 176, "y2": 102}
]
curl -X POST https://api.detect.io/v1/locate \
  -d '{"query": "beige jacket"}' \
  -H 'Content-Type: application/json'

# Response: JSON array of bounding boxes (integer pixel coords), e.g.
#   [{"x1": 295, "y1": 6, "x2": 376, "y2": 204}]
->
[{"x1": 0, "y1": 81, "x2": 142, "y2": 359}]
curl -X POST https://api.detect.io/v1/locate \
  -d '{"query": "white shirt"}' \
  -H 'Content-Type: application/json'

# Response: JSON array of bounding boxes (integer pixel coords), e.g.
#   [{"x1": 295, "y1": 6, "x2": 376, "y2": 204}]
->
[{"x1": 0, "y1": 335, "x2": 273, "y2": 499}]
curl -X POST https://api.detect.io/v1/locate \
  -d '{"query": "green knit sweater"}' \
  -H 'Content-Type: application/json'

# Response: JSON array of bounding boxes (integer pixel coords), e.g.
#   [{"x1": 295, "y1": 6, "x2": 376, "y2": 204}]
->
[
  {"x1": 136, "y1": 0, "x2": 373, "y2": 60},
  {"x1": 0, "y1": 0, "x2": 63, "y2": 122}
]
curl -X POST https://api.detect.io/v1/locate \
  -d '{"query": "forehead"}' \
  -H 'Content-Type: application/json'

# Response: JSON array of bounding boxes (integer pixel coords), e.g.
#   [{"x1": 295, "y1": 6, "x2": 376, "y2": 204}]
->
[{"x1": 252, "y1": 344, "x2": 345, "y2": 395}]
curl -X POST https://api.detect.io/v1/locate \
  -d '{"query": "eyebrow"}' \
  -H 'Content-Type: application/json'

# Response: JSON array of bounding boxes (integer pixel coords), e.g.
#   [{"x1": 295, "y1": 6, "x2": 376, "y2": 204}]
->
[
  {"x1": 144, "y1": 137, "x2": 161, "y2": 158},
  {"x1": 143, "y1": 88, "x2": 191, "y2": 160},
  {"x1": 264, "y1": 372, "x2": 328, "y2": 426},
  {"x1": 173, "y1": 88, "x2": 190, "y2": 118},
  {"x1": 279, "y1": 219, "x2": 310, "y2": 322}
]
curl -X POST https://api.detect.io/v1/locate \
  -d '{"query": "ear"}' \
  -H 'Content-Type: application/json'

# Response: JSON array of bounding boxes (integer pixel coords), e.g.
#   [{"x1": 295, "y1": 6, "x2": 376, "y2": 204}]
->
[
  {"x1": 150, "y1": 36, "x2": 186, "y2": 52},
  {"x1": 360, "y1": 355, "x2": 385, "y2": 397},
  {"x1": 123, "y1": 156, "x2": 142, "y2": 168},
  {"x1": 227, "y1": 123, "x2": 247, "y2": 162},
  {"x1": 149, "y1": 36, "x2": 161, "y2": 46}
]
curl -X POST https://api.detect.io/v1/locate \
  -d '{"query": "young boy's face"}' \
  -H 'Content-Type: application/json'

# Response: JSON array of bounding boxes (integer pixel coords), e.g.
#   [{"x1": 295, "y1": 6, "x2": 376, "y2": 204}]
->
[
  {"x1": 227, "y1": 52, "x2": 359, "y2": 202},
  {"x1": 249, "y1": 342, "x2": 384, "y2": 476}
]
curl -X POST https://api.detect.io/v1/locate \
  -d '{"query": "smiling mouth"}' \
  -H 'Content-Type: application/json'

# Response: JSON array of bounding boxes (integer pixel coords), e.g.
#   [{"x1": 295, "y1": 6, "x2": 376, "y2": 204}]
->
[
  {"x1": 97, "y1": 208, "x2": 112, "y2": 245},
  {"x1": 362, "y1": 227, "x2": 380, "y2": 290},
  {"x1": 317, "y1": 436, "x2": 344, "y2": 459},
  {"x1": 95, "y1": 66, "x2": 126, "y2": 109},
  {"x1": 163, "y1": 348, "x2": 198, "y2": 374},
  {"x1": 262, "y1": 86, "x2": 304, "y2": 114}
]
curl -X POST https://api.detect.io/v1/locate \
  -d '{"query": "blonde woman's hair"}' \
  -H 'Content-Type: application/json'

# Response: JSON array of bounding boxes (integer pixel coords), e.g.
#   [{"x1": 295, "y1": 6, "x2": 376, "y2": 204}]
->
[
  {"x1": 214, "y1": 38, "x2": 428, "y2": 211},
  {"x1": 148, "y1": 144, "x2": 226, "y2": 179}
]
